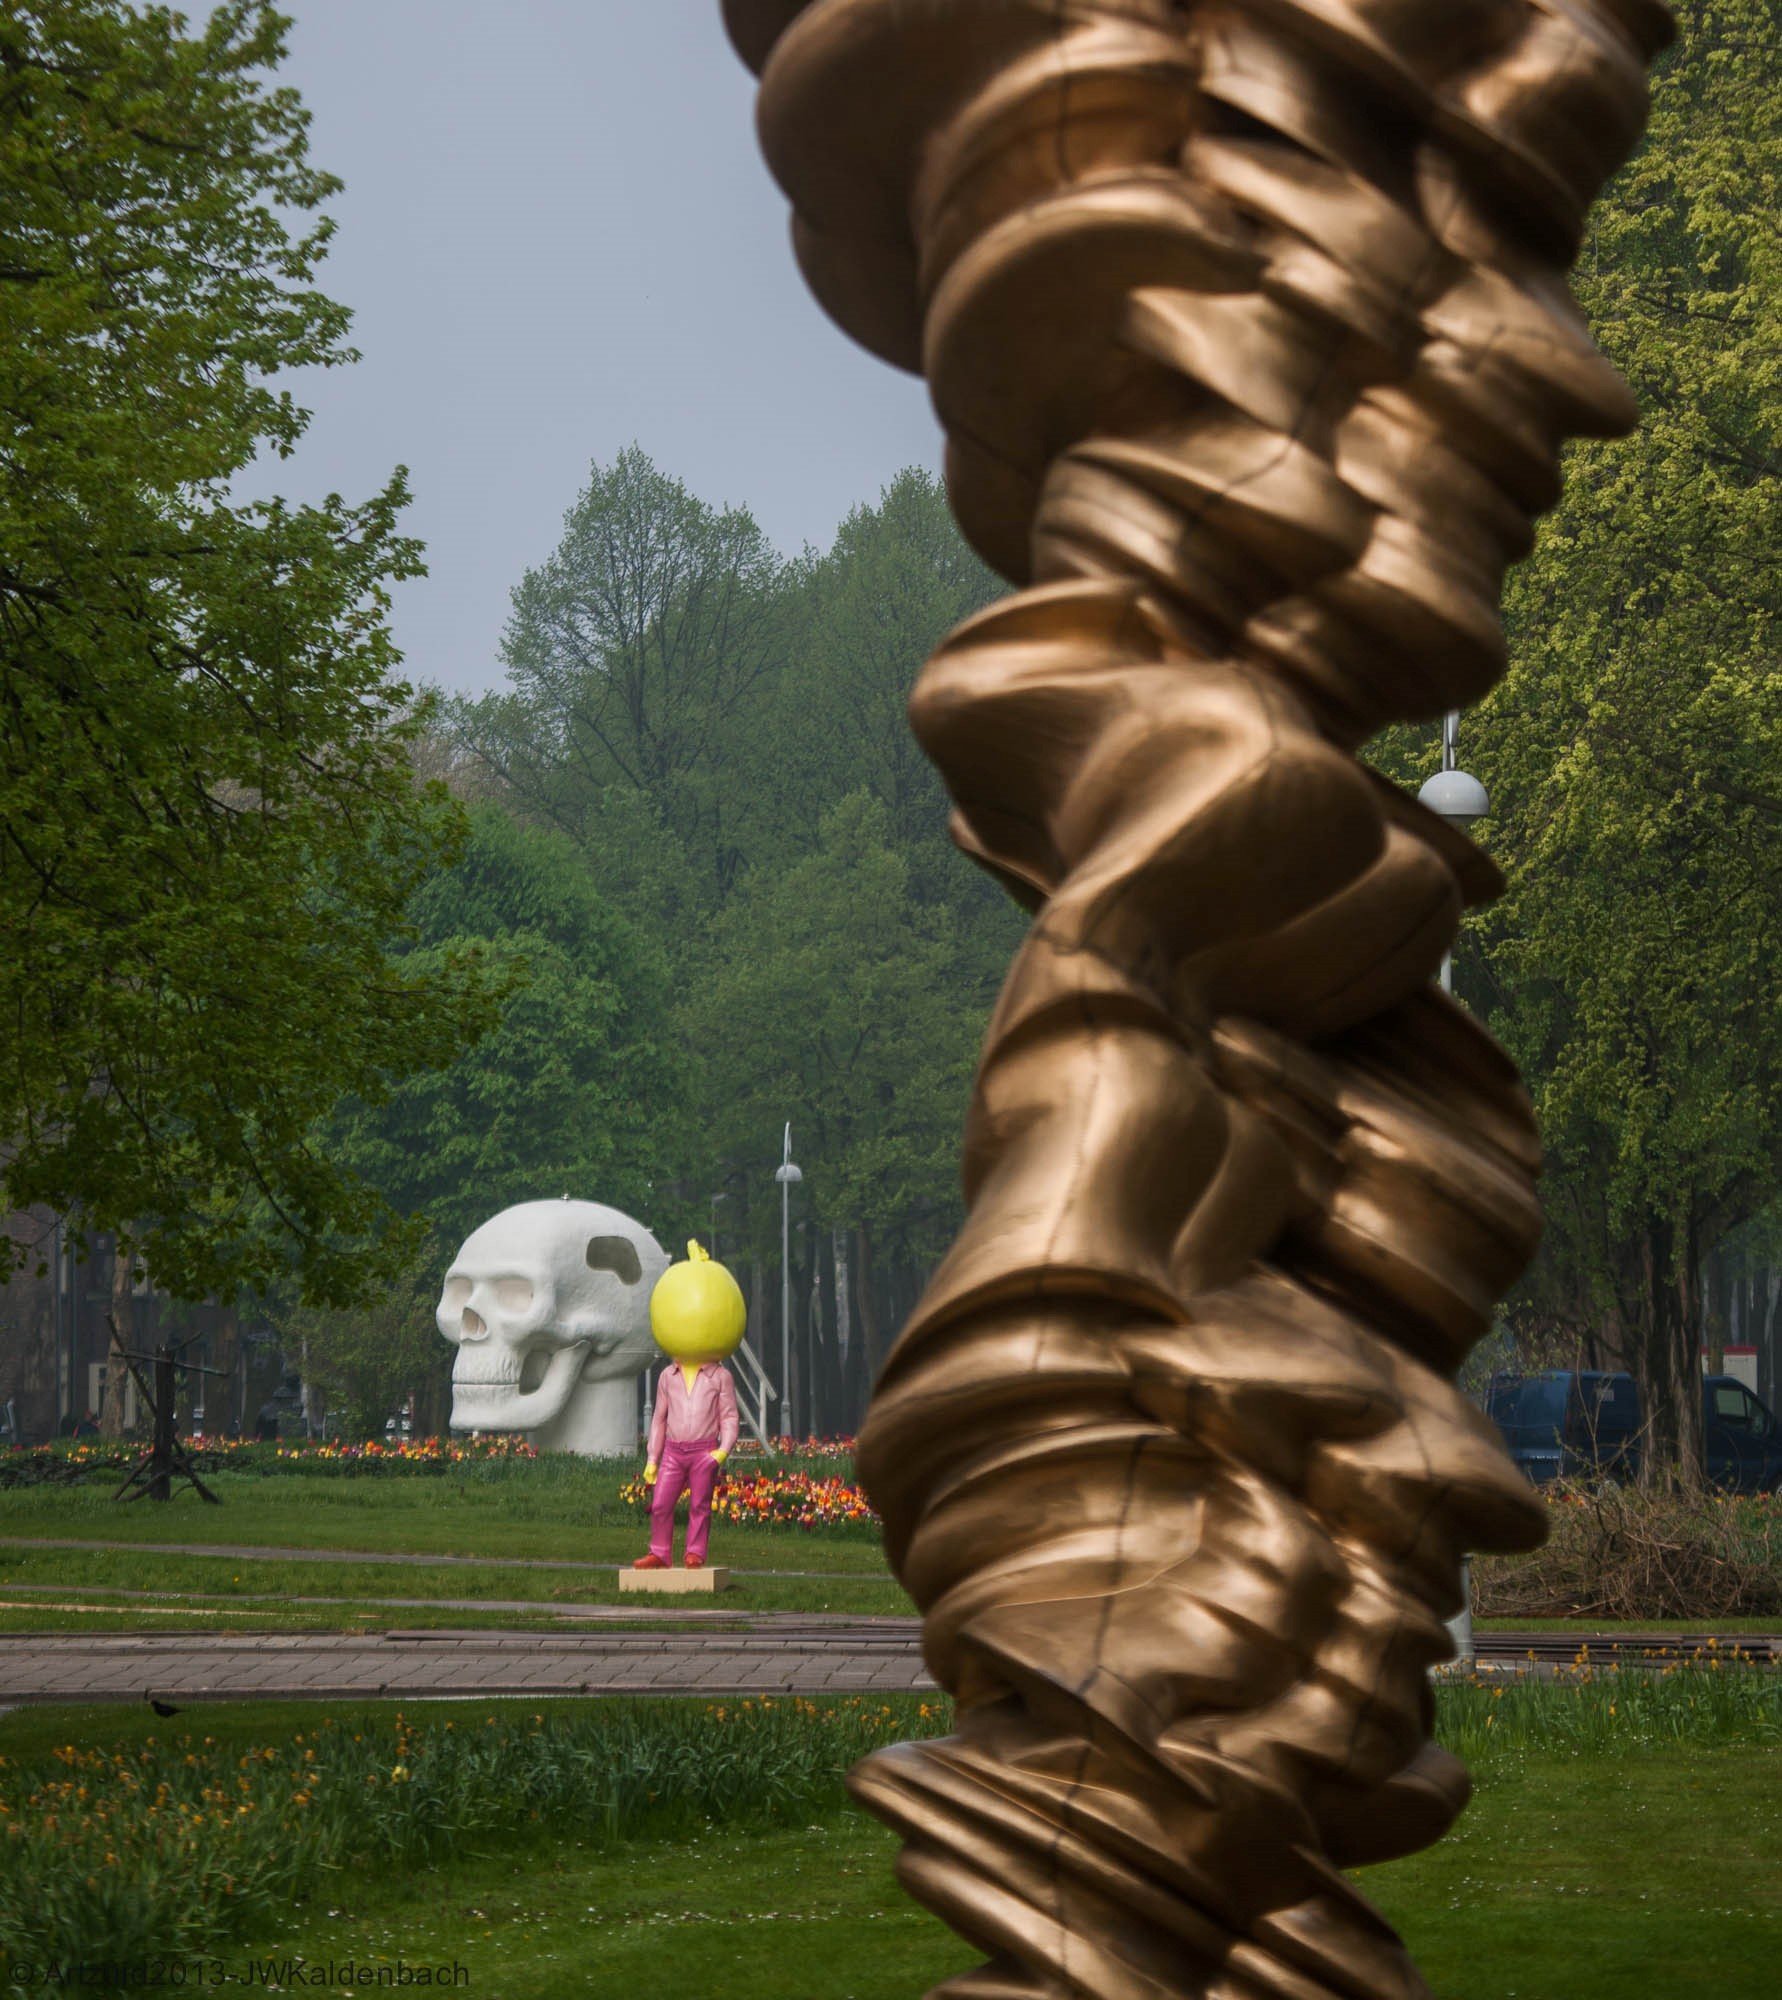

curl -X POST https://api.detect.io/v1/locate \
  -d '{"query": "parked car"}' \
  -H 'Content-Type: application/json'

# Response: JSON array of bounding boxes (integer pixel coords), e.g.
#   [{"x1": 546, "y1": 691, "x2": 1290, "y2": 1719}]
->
[{"x1": 1483, "y1": 1369, "x2": 1782, "y2": 1493}]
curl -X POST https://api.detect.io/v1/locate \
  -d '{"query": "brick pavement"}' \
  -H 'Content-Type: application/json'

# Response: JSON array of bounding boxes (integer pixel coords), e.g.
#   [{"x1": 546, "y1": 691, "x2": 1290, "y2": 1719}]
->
[{"x1": 0, "y1": 1623, "x2": 938, "y2": 1705}]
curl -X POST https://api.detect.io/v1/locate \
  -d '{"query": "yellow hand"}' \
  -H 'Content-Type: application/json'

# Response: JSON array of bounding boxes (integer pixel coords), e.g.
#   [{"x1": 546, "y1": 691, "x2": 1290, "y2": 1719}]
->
[
  {"x1": 711, "y1": 1448, "x2": 728, "y2": 1467},
  {"x1": 643, "y1": 1461, "x2": 658, "y2": 1486}
]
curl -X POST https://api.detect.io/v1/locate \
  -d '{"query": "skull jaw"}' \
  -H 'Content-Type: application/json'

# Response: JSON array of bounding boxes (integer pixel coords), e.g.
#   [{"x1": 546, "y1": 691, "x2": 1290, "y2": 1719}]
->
[
  {"x1": 449, "y1": 1339, "x2": 591, "y2": 1436},
  {"x1": 531, "y1": 1376, "x2": 640, "y2": 1456}
]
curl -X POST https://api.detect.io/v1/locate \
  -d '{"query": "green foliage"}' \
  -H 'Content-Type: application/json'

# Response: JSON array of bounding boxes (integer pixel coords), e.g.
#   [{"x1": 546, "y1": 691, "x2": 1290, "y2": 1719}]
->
[
  {"x1": 283, "y1": 806, "x2": 686, "y2": 1421},
  {"x1": 1487, "y1": 0, "x2": 1781, "y2": 1204},
  {"x1": 269, "y1": 1235, "x2": 449, "y2": 1440},
  {"x1": 461, "y1": 445, "x2": 793, "y2": 912},
  {"x1": 445, "y1": 457, "x2": 1015, "y2": 1366},
  {"x1": 759, "y1": 467, "x2": 1002, "y2": 889},
  {"x1": 1372, "y1": 0, "x2": 1782, "y2": 1465},
  {"x1": 326, "y1": 806, "x2": 685, "y2": 1251},
  {"x1": 0, "y1": 1, "x2": 501, "y2": 1302},
  {"x1": 689, "y1": 792, "x2": 984, "y2": 1257}
]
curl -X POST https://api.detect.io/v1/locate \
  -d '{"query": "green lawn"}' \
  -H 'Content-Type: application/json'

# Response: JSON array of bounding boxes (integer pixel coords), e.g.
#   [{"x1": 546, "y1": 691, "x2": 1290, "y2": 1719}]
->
[
  {"x1": 5, "y1": 1466, "x2": 1773, "y2": 1635},
  {"x1": 6, "y1": 1464, "x2": 1768, "y2": 1632},
  {"x1": 0, "y1": 1460, "x2": 887, "y2": 1566},
  {"x1": 220, "y1": 1746, "x2": 1779, "y2": 1999},
  {"x1": 0, "y1": 1541, "x2": 912, "y2": 1628},
  {"x1": 0, "y1": 1459, "x2": 913, "y2": 1625},
  {"x1": 4, "y1": 1684, "x2": 1777, "y2": 1996}
]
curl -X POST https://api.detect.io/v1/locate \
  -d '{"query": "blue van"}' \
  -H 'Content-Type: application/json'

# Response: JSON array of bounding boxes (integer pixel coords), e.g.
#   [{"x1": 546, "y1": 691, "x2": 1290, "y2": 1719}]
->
[{"x1": 1483, "y1": 1370, "x2": 1782, "y2": 1493}]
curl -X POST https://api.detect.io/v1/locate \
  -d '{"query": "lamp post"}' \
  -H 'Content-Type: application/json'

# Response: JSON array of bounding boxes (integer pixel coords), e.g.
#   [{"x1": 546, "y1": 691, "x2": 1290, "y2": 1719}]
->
[
  {"x1": 774, "y1": 1124, "x2": 802, "y2": 1445},
  {"x1": 708, "y1": 1190, "x2": 728, "y2": 1261},
  {"x1": 1417, "y1": 709, "x2": 1489, "y2": 1669},
  {"x1": 1417, "y1": 710, "x2": 1490, "y2": 997}
]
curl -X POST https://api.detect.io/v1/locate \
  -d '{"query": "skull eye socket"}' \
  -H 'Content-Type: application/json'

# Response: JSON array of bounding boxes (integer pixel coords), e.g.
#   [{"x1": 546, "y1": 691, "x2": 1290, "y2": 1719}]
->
[
  {"x1": 586, "y1": 1235, "x2": 642, "y2": 1284},
  {"x1": 441, "y1": 1277, "x2": 472, "y2": 1312},
  {"x1": 493, "y1": 1277, "x2": 535, "y2": 1314}
]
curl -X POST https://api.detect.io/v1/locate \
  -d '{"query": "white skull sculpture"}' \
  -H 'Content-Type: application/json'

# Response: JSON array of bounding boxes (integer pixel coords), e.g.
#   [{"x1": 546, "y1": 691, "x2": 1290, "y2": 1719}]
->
[{"x1": 437, "y1": 1200, "x2": 668, "y2": 1456}]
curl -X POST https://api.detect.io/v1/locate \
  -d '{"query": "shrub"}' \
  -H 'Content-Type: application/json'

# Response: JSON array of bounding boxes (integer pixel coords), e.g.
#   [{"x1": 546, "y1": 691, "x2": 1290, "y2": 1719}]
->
[{"x1": 1473, "y1": 1482, "x2": 1782, "y2": 1620}]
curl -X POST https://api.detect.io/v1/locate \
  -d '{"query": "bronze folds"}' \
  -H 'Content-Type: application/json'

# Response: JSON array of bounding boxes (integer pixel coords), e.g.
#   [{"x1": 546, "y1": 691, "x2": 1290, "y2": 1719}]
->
[{"x1": 723, "y1": 4, "x2": 1671, "y2": 1994}]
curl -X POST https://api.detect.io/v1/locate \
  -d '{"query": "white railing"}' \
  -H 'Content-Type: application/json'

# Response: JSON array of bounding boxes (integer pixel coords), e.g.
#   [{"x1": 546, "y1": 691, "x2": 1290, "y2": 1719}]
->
[{"x1": 730, "y1": 1337, "x2": 778, "y2": 1450}]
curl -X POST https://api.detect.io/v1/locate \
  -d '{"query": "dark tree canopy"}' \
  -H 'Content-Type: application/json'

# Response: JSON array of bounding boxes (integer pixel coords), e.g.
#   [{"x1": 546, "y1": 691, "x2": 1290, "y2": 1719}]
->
[{"x1": 325, "y1": 805, "x2": 686, "y2": 1255}]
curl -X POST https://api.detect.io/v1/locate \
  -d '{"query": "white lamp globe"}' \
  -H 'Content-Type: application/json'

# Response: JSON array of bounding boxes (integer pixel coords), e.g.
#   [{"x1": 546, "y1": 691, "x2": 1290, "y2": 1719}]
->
[{"x1": 1418, "y1": 767, "x2": 1490, "y2": 831}]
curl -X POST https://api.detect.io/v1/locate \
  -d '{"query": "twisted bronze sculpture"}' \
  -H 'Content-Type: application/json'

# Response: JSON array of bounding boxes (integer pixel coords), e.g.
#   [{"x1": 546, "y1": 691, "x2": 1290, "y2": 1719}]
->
[{"x1": 723, "y1": 3, "x2": 1672, "y2": 1993}]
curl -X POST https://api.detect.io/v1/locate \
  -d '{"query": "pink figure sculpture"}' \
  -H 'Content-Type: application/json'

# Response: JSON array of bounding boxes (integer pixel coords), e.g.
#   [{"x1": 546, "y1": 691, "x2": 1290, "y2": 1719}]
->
[{"x1": 634, "y1": 1241, "x2": 744, "y2": 1570}]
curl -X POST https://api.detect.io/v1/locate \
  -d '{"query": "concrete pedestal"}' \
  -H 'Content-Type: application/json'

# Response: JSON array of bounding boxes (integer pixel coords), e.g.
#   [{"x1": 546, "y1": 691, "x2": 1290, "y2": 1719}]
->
[{"x1": 619, "y1": 1565, "x2": 732, "y2": 1594}]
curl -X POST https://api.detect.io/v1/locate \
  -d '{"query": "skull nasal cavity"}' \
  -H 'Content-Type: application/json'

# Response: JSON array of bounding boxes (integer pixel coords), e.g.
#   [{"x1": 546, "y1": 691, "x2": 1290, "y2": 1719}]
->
[
  {"x1": 586, "y1": 1235, "x2": 642, "y2": 1284},
  {"x1": 461, "y1": 1307, "x2": 486, "y2": 1337}
]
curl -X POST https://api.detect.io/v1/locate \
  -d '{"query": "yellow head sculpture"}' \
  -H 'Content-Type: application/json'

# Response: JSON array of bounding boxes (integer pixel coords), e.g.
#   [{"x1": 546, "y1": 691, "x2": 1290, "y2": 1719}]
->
[{"x1": 649, "y1": 1240, "x2": 746, "y2": 1363}]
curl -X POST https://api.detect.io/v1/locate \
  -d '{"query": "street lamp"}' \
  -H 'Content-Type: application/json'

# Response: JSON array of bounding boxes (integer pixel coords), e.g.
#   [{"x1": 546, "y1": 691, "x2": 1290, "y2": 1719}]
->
[
  {"x1": 774, "y1": 1124, "x2": 803, "y2": 1445},
  {"x1": 707, "y1": 1190, "x2": 729, "y2": 1261},
  {"x1": 1418, "y1": 708, "x2": 1488, "y2": 1669}
]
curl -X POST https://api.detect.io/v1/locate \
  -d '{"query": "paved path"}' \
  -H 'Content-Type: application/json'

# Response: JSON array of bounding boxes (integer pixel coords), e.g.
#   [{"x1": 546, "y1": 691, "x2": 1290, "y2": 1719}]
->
[
  {"x1": 0, "y1": 1535, "x2": 870, "y2": 1583},
  {"x1": 0, "y1": 1621, "x2": 936, "y2": 1704},
  {"x1": 2, "y1": 1621, "x2": 1771, "y2": 1707}
]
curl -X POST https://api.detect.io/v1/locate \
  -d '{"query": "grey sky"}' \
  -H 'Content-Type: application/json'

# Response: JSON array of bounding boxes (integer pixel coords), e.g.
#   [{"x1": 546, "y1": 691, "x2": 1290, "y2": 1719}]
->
[{"x1": 246, "y1": 1, "x2": 943, "y2": 696}]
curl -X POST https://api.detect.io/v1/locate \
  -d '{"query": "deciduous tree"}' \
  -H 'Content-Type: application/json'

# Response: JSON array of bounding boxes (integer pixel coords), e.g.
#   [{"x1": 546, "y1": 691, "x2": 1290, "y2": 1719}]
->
[
  {"x1": 1401, "y1": 0, "x2": 1782, "y2": 1477},
  {"x1": 0, "y1": 1, "x2": 500, "y2": 1301},
  {"x1": 323, "y1": 806, "x2": 687, "y2": 1256}
]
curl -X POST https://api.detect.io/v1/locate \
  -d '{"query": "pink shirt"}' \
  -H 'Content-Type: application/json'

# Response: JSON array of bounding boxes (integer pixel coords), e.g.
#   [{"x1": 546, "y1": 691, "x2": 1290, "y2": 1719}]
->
[{"x1": 647, "y1": 1361, "x2": 739, "y2": 1460}]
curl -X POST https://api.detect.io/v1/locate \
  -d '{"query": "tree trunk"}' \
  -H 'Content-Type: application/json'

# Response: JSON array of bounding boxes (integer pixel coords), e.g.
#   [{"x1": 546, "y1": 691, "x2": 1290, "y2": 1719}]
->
[
  {"x1": 833, "y1": 1228, "x2": 851, "y2": 1363},
  {"x1": 854, "y1": 1223, "x2": 884, "y2": 1387},
  {"x1": 803, "y1": 1225, "x2": 823, "y2": 1441},
  {"x1": 820, "y1": 1246, "x2": 847, "y2": 1437},
  {"x1": 1670, "y1": 1227, "x2": 1707, "y2": 1488},
  {"x1": 846, "y1": 1298, "x2": 871, "y2": 1434},
  {"x1": 1631, "y1": 1218, "x2": 1706, "y2": 1488},
  {"x1": 416, "y1": 1360, "x2": 450, "y2": 1442},
  {"x1": 1761, "y1": 1269, "x2": 1781, "y2": 1411},
  {"x1": 210, "y1": 1305, "x2": 239, "y2": 1439},
  {"x1": 98, "y1": 1243, "x2": 134, "y2": 1438}
]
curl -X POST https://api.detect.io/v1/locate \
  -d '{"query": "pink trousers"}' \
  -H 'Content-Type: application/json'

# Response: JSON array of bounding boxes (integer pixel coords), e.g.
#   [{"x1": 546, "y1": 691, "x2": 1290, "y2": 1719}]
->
[{"x1": 649, "y1": 1437, "x2": 722, "y2": 1564}]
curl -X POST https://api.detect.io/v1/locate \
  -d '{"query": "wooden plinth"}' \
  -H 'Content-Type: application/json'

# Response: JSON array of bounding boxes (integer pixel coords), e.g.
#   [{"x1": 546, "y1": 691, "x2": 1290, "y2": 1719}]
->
[{"x1": 619, "y1": 1565, "x2": 731, "y2": 1594}]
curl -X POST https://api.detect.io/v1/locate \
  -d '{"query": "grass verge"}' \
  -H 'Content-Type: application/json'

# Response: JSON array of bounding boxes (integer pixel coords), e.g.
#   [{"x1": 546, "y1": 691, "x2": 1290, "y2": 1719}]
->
[
  {"x1": 0, "y1": 1536, "x2": 912, "y2": 1628},
  {"x1": 0, "y1": 1462, "x2": 891, "y2": 1570},
  {"x1": 2, "y1": 1671, "x2": 1778, "y2": 1980},
  {"x1": 213, "y1": 1746, "x2": 1781, "y2": 2000},
  {"x1": 0, "y1": 1694, "x2": 942, "y2": 1964}
]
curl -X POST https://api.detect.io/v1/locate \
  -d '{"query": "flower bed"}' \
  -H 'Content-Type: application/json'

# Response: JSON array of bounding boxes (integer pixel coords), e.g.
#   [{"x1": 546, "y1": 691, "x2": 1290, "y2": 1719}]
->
[
  {"x1": 765, "y1": 1434, "x2": 857, "y2": 1459},
  {"x1": 0, "y1": 1433, "x2": 538, "y2": 1488},
  {"x1": 620, "y1": 1465, "x2": 879, "y2": 1532}
]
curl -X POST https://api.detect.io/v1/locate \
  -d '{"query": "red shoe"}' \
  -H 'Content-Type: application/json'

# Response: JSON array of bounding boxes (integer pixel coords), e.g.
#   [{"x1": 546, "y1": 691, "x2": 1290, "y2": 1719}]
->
[
  {"x1": 632, "y1": 1553, "x2": 669, "y2": 1570},
  {"x1": 684, "y1": 1556, "x2": 705, "y2": 1570}
]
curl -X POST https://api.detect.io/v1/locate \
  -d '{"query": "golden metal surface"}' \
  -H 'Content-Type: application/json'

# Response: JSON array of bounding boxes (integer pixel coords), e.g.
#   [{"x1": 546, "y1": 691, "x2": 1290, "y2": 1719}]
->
[{"x1": 723, "y1": 3, "x2": 1670, "y2": 1992}]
